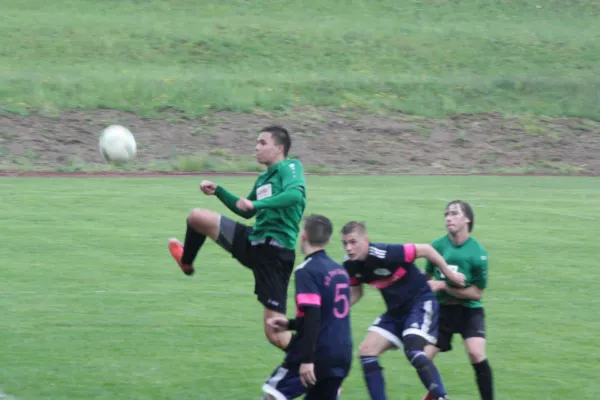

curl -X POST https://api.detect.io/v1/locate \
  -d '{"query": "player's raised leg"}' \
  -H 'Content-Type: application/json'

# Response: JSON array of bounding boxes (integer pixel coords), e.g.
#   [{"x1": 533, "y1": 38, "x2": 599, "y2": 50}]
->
[
  {"x1": 465, "y1": 336, "x2": 493, "y2": 400},
  {"x1": 357, "y1": 317, "x2": 399, "y2": 400},
  {"x1": 168, "y1": 208, "x2": 221, "y2": 275}
]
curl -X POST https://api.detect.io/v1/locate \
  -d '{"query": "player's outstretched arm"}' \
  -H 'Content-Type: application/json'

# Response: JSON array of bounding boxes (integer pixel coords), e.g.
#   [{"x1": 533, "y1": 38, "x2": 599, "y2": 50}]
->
[
  {"x1": 443, "y1": 251, "x2": 488, "y2": 299},
  {"x1": 443, "y1": 284, "x2": 483, "y2": 300},
  {"x1": 214, "y1": 185, "x2": 257, "y2": 219},
  {"x1": 414, "y1": 244, "x2": 466, "y2": 287},
  {"x1": 350, "y1": 284, "x2": 363, "y2": 305}
]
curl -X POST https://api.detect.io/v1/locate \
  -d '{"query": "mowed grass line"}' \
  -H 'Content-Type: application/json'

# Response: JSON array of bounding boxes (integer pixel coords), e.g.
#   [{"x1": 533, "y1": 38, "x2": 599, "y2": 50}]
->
[
  {"x1": 1, "y1": 0, "x2": 599, "y2": 119},
  {"x1": 0, "y1": 176, "x2": 598, "y2": 399}
]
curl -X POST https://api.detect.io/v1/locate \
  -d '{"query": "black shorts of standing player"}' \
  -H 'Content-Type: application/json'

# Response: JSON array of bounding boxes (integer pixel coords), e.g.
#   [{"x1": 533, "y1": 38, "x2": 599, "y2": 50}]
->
[
  {"x1": 435, "y1": 304, "x2": 486, "y2": 352},
  {"x1": 216, "y1": 215, "x2": 296, "y2": 314}
]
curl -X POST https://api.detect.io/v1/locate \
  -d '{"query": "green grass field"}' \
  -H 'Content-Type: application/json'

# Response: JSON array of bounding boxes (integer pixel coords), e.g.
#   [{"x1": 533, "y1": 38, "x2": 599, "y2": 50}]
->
[
  {"x1": 1, "y1": 176, "x2": 598, "y2": 399},
  {"x1": 2, "y1": 0, "x2": 600, "y2": 119}
]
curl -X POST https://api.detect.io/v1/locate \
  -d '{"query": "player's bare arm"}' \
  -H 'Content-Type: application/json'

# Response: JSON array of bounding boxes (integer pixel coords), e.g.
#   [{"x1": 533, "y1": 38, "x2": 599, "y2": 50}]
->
[
  {"x1": 427, "y1": 280, "x2": 447, "y2": 292},
  {"x1": 350, "y1": 284, "x2": 363, "y2": 305},
  {"x1": 414, "y1": 244, "x2": 466, "y2": 286},
  {"x1": 266, "y1": 316, "x2": 290, "y2": 333},
  {"x1": 440, "y1": 283, "x2": 483, "y2": 300}
]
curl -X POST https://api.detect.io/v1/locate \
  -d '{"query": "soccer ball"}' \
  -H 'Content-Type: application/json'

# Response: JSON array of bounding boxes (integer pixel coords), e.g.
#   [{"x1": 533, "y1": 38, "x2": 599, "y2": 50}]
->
[{"x1": 99, "y1": 125, "x2": 137, "y2": 164}]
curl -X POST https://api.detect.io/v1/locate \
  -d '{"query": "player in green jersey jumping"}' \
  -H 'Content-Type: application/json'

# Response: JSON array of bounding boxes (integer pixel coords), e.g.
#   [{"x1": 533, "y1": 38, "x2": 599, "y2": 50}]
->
[
  {"x1": 422, "y1": 200, "x2": 494, "y2": 400},
  {"x1": 167, "y1": 126, "x2": 307, "y2": 351}
]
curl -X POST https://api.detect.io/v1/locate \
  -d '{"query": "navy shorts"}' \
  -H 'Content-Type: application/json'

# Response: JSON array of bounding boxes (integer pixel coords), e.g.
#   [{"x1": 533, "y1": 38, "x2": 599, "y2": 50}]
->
[
  {"x1": 262, "y1": 365, "x2": 344, "y2": 400},
  {"x1": 368, "y1": 293, "x2": 439, "y2": 349}
]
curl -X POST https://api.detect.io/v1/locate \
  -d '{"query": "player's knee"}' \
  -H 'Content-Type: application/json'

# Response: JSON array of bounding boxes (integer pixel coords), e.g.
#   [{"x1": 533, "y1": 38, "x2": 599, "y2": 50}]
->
[
  {"x1": 402, "y1": 335, "x2": 429, "y2": 366},
  {"x1": 424, "y1": 344, "x2": 439, "y2": 359},
  {"x1": 187, "y1": 209, "x2": 218, "y2": 235},
  {"x1": 358, "y1": 340, "x2": 381, "y2": 356},
  {"x1": 465, "y1": 338, "x2": 486, "y2": 363},
  {"x1": 264, "y1": 328, "x2": 289, "y2": 350},
  {"x1": 188, "y1": 208, "x2": 208, "y2": 225},
  {"x1": 467, "y1": 348, "x2": 486, "y2": 363}
]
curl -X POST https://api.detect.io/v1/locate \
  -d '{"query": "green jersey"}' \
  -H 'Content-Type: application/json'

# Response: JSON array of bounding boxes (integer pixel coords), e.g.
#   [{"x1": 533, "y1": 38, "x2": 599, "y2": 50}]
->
[
  {"x1": 425, "y1": 235, "x2": 488, "y2": 308},
  {"x1": 215, "y1": 158, "x2": 307, "y2": 250}
]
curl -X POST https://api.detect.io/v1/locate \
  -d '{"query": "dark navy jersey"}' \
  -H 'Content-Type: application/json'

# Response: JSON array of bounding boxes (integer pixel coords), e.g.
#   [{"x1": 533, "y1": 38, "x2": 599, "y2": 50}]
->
[
  {"x1": 285, "y1": 250, "x2": 353, "y2": 377},
  {"x1": 343, "y1": 243, "x2": 431, "y2": 313}
]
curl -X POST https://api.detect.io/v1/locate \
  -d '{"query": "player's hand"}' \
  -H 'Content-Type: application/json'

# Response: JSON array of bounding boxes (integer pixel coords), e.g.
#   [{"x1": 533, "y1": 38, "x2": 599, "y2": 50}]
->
[
  {"x1": 428, "y1": 280, "x2": 447, "y2": 292},
  {"x1": 266, "y1": 317, "x2": 289, "y2": 333},
  {"x1": 448, "y1": 271, "x2": 466, "y2": 287},
  {"x1": 200, "y1": 180, "x2": 217, "y2": 195},
  {"x1": 300, "y1": 363, "x2": 317, "y2": 387},
  {"x1": 236, "y1": 198, "x2": 254, "y2": 211}
]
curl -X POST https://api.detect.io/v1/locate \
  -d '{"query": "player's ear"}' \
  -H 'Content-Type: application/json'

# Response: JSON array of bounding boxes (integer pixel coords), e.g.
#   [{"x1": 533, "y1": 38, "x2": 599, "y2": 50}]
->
[{"x1": 301, "y1": 230, "x2": 307, "y2": 242}]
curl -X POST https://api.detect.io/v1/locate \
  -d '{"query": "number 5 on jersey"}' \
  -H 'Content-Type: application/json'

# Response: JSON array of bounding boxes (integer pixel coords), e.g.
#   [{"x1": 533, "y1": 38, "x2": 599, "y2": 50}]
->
[{"x1": 334, "y1": 283, "x2": 349, "y2": 318}]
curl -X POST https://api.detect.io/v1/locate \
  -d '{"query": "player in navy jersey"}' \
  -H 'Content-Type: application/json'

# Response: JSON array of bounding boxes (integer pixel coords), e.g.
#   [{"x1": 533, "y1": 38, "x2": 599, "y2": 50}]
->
[
  {"x1": 340, "y1": 221, "x2": 466, "y2": 400},
  {"x1": 262, "y1": 214, "x2": 353, "y2": 400}
]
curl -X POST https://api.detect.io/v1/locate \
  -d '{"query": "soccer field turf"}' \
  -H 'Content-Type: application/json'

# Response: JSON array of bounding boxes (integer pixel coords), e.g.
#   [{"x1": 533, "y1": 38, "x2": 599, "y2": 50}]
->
[{"x1": 1, "y1": 175, "x2": 598, "y2": 399}]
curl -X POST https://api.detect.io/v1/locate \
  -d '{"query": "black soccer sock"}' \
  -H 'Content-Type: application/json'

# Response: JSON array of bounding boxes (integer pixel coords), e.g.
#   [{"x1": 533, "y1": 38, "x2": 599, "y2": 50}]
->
[
  {"x1": 473, "y1": 359, "x2": 493, "y2": 400},
  {"x1": 181, "y1": 221, "x2": 207, "y2": 265}
]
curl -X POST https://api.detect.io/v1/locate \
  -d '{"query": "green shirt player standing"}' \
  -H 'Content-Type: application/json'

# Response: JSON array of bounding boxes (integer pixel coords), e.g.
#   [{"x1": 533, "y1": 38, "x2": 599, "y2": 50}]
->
[
  {"x1": 421, "y1": 200, "x2": 494, "y2": 400},
  {"x1": 167, "y1": 126, "x2": 307, "y2": 352},
  {"x1": 425, "y1": 233, "x2": 488, "y2": 308}
]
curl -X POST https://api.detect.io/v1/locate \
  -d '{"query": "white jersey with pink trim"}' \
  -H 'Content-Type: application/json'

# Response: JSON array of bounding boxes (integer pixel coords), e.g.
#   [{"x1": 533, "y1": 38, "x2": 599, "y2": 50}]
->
[{"x1": 343, "y1": 243, "x2": 432, "y2": 313}]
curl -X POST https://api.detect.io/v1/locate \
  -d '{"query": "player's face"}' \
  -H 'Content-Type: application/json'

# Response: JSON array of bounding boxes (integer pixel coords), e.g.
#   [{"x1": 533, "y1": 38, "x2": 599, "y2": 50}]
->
[
  {"x1": 255, "y1": 132, "x2": 283, "y2": 166},
  {"x1": 445, "y1": 203, "x2": 469, "y2": 234},
  {"x1": 341, "y1": 231, "x2": 369, "y2": 260}
]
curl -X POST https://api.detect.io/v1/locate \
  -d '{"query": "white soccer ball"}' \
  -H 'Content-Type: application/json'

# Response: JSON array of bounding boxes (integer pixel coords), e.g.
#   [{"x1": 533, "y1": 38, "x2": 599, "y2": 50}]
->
[{"x1": 99, "y1": 125, "x2": 137, "y2": 164}]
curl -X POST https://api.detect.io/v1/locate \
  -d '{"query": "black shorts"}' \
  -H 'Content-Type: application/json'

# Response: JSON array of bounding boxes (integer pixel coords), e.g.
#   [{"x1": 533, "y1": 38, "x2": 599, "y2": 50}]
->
[
  {"x1": 216, "y1": 215, "x2": 295, "y2": 314},
  {"x1": 436, "y1": 305, "x2": 486, "y2": 352}
]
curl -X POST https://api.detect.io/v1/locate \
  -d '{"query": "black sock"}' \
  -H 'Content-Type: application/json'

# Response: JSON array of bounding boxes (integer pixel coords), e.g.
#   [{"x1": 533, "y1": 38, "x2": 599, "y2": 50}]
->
[
  {"x1": 181, "y1": 221, "x2": 206, "y2": 265},
  {"x1": 473, "y1": 359, "x2": 493, "y2": 400}
]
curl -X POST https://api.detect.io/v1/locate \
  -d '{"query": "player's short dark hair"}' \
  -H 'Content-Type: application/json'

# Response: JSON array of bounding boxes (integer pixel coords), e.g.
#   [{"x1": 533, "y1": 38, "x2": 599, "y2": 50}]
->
[
  {"x1": 341, "y1": 221, "x2": 367, "y2": 235},
  {"x1": 260, "y1": 125, "x2": 291, "y2": 157},
  {"x1": 446, "y1": 200, "x2": 474, "y2": 232},
  {"x1": 304, "y1": 214, "x2": 333, "y2": 246}
]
